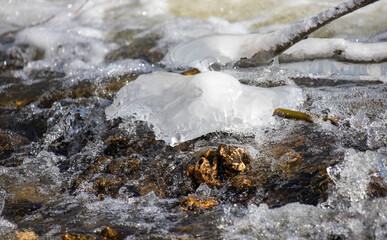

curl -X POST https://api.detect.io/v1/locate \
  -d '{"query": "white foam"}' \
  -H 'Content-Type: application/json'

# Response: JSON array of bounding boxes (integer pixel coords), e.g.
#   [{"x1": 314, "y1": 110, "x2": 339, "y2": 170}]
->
[
  {"x1": 105, "y1": 71, "x2": 303, "y2": 145},
  {"x1": 14, "y1": 16, "x2": 111, "y2": 66},
  {"x1": 224, "y1": 149, "x2": 387, "y2": 239},
  {"x1": 139, "y1": 16, "x2": 250, "y2": 58},
  {"x1": 0, "y1": 218, "x2": 16, "y2": 238},
  {"x1": 327, "y1": 149, "x2": 387, "y2": 204}
]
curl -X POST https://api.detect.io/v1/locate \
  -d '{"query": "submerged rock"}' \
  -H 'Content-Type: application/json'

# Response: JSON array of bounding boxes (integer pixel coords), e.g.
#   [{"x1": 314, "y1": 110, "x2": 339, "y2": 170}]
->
[
  {"x1": 105, "y1": 33, "x2": 163, "y2": 64},
  {"x1": 0, "y1": 130, "x2": 29, "y2": 162},
  {"x1": 187, "y1": 145, "x2": 253, "y2": 189},
  {"x1": 367, "y1": 175, "x2": 387, "y2": 198},
  {"x1": 187, "y1": 150, "x2": 221, "y2": 188},
  {"x1": 179, "y1": 195, "x2": 219, "y2": 212},
  {"x1": 12, "y1": 230, "x2": 40, "y2": 240}
]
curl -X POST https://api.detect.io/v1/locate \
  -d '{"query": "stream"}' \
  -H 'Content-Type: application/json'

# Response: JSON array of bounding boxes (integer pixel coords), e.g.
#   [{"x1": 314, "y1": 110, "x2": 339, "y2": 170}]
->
[{"x1": 1, "y1": 0, "x2": 386, "y2": 239}]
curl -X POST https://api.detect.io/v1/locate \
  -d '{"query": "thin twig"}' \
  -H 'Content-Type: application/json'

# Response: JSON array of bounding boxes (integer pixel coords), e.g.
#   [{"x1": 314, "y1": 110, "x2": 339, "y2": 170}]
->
[{"x1": 74, "y1": 0, "x2": 90, "y2": 14}]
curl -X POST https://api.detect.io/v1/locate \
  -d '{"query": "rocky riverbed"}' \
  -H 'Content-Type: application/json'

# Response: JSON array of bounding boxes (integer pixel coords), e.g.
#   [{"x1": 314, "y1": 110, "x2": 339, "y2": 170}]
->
[{"x1": 1, "y1": 0, "x2": 386, "y2": 239}]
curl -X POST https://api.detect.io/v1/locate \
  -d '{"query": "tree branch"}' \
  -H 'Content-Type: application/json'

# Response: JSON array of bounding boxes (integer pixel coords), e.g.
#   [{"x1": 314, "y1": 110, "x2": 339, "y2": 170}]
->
[{"x1": 235, "y1": 0, "x2": 381, "y2": 67}]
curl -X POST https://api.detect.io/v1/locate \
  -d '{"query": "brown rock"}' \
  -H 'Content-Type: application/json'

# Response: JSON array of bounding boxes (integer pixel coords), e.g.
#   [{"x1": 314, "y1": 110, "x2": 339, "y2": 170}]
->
[
  {"x1": 187, "y1": 145, "x2": 254, "y2": 189},
  {"x1": 257, "y1": 134, "x2": 337, "y2": 206},
  {"x1": 179, "y1": 195, "x2": 219, "y2": 212},
  {"x1": 0, "y1": 130, "x2": 29, "y2": 161},
  {"x1": 92, "y1": 175, "x2": 125, "y2": 200},
  {"x1": 187, "y1": 150, "x2": 220, "y2": 187},
  {"x1": 230, "y1": 174, "x2": 257, "y2": 190},
  {"x1": 367, "y1": 175, "x2": 387, "y2": 198},
  {"x1": 96, "y1": 226, "x2": 118, "y2": 240},
  {"x1": 139, "y1": 182, "x2": 165, "y2": 198},
  {"x1": 61, "y1": 233, "x2": 97, "y2": 240},
  {"x1": 218, "y1": 144, "x2": 250, "y2": 176},
  {"x1": 12, "y1": 230, "x2": 39, "y2": 240},
  {"x1": 72, "y1": 156, "x2": 140, "y2": 200}
]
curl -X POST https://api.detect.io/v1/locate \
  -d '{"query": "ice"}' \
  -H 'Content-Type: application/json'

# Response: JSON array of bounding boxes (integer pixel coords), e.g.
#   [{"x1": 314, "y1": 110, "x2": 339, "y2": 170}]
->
[
  {"x1": 281, "y1": 38, "x2": 387, "y2": 63},
  {"x1": 0, "y1": 0, "x2": 67, "y2": 35},
  {"x1": 105, "y1": 71, "x2": 303, "y2": 146},
  {"x1": 163, "y1": 33, "x2": 267, "y2": 70},
  {"x1": 282, "y1": 60, "x2": 387, "y2": 79},
  {"x1": 163, "y1": 33, "x2": 387, "y2": 71},
  {"x1": 162, "y1": 0, "x2": 387, "y2": 70}
]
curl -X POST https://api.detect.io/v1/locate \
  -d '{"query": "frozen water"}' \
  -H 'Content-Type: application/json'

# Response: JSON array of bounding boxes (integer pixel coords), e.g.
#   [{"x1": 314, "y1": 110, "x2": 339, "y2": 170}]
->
[
  {"x1": 281, "y1": 38, "x2": 387, "y2": 63},
  {"x1": 163, "y1": 0, "x2": 387, "y2": 70},
  {"x1": 163, "y1": 33, "x2": 267, "y2": 70},
  {"x1": 163, "y1": 33, "x2": 387, "y2": 71},
  {"x1": 105, "y1": 71, "x2": 303, "y2": 145}
]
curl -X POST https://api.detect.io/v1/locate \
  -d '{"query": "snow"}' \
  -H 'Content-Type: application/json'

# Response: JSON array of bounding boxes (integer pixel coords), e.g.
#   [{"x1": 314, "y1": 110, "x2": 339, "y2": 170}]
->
[{"x1": 105, "y1": 71, "x2": 303, "y2": 146}]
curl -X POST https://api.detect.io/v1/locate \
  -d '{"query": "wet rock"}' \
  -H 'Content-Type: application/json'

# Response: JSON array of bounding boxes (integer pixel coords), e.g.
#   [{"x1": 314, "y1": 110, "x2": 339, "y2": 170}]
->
[
  {"x1": 257, "y1": 133, "x2": 338, "y2": 207},
  {"x1": 0, "y1": 130, "x2": 30, "y2": 162},
  {"x1": 96, "y1": 75, "x2": 138, "y2": 101},
  {"x1": 104, "y1": 126, "x2": 157, "y2": 157},
  {"x1": 218, "y1": 144, "x2": 251, "y2": 177},
  {"x1": 96, "y1": 226, "x2": 118, "y2": 240},
  {"x1": 179, "y1": 195, "x2": 219, "y2": 212},
  {"x1": 181, "y1": 68, "x2": 201, "y2": 75},
  {"x1": 187, "y1": 150, "x2": 221, "y2": 188},
  {"x1": 138, "y1": 182, "x2": 166, "y2": 198},
  {"x1": 72, "y1": 156, "x2": 140, "y2": 200},
  {"x1": 66, "y1": 118, "x2": 193, "y2": 200},
  {"x1": 0, "y1": 78, "x2": 61, "y2": 108},
  {"x1": 1, "y1": 69, "x2": 136, "y2": 109},
  {"x1": 11, "y1": 230, "x2": 40, "y2": 240},
  {"x1": 230, "y1": 174, "x2": 257, "y2": 190},
  {"x1": 367, "y1": 176, "x2": 387, "y2": 198},
  {"x1": 0, "y1": 107, "x2": 49, "y2": 141},
  {"x1": 187, "y1": 144, "x2": 253, "y2": 188},
  {"x1": 61, "y1": 232, "x2": 98, "y2": 240},
  {"x1": 105, "y1": 34, "x2": 163, "y2": 64},
  {"x1": 0, "y1": 44, "x2": 44, "y2": 74},
  {"x1": 2, "y1": 199, "x2": 42, "y2": 222}
]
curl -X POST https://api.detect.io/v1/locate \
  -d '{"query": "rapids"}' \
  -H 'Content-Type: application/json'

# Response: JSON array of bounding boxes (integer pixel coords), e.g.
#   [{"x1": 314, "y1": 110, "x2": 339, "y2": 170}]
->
[{"x1": 0, "y1": 0, "x2": 386, "y2": 239}]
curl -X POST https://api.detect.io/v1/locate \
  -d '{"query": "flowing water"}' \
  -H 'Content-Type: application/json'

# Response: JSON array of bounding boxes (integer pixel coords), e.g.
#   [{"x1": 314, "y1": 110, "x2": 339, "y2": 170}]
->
[{"x1": 0, "y1": 0, "x2": 386, "y2": 239}]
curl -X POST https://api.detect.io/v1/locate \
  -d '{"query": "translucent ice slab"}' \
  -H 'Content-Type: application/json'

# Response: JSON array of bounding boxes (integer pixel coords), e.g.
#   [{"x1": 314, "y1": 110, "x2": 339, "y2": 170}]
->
[{"x1": 105, "y1": 71, "x2": 303, "y2": 145}]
